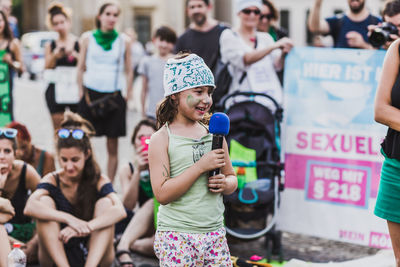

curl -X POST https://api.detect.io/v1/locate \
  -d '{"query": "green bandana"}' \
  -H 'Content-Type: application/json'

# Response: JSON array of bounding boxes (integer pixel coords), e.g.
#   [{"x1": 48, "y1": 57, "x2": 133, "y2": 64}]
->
[{"x1": 93, "y1": 29, "x2": 118, "y2": 51}]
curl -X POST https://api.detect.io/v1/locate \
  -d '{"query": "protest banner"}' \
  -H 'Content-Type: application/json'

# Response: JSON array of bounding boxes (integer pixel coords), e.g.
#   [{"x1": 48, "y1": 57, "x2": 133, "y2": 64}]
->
[
  {"x1": 0, "y1": 51, "x2": 12, "y2": 126},
  {"x1": 279, "y1": 47, "x2": 390, "y2": 248}
]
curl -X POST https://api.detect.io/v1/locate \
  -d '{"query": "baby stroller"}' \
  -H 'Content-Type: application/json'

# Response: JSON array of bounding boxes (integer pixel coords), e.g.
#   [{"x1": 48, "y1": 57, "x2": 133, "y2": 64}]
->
[{"x1": 215, "y1": 91, "x2": 285, "y2": 262}]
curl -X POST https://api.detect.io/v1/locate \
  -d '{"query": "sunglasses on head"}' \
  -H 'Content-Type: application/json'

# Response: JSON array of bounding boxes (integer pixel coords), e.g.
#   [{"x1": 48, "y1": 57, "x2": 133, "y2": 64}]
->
[
  {"x1": 58, "y1": 128, "x2": 85, "y2": 140},
  {"x1": 242, "y1": 8, "x2": 261, "y2": 15},
  {"x1": 0, "y1": 128, "x2": 17, "y2": 139},
  {"x1": 260, "y1": 13, "x2": 274, "y2": 20}
]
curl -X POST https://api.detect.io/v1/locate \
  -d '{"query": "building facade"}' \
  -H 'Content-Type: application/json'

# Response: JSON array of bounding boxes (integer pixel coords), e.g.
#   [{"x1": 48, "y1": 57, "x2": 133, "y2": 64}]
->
[{"x1": 22, "y1": 0, "x2": 384, "y2": 46}]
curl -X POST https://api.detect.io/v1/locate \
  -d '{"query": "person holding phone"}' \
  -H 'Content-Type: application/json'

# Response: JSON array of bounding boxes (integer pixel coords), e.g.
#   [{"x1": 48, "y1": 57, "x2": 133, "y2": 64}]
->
[
  {"x1": 141, "y1": 136, "x2": 150, "y2": 151},
  {"x1": 44, "y1": 2, "x2": 80, "y2": 131},
  {"x1": 115, "y1": 118, "x2": 157, "y2": 265}
]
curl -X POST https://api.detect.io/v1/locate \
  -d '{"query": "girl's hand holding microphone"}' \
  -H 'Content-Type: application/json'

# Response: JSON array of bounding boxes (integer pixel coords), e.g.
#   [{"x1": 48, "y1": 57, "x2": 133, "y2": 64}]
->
[
  {"x1": 197, "y1": 148, "x2": 225, "y2": 172},
  {"x1": 208, "y1": 174, "x2": 227, "y2": 193},
  {"x1": 195, "y1": 148, "x2": 226, "y2": 193}
]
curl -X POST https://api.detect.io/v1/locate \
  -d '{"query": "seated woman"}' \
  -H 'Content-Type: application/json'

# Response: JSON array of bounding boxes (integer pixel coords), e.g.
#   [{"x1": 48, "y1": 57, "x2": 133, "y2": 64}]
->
[
  {"x1": 0, "y1": 128, "x2": 41, "y2": 266},
  {"x1": 7, "y1": 121, "x2": 56, "y2": 177},
  {"x1": 24, "y1": 111, "x2": 126, "y2": 267},
  {"x1": 116, "y1": 118, "x2": 157, "y2": 266}
]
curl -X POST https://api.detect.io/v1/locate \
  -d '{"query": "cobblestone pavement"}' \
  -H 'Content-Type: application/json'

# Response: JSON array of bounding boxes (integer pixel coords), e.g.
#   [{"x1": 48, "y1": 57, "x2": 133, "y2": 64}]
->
[
  {"x1": 125, "y1": 231, "x2": 382, "y2": 266},
  {"x1": 229, "y1": 231, "x2": 381, "y2": 263}
]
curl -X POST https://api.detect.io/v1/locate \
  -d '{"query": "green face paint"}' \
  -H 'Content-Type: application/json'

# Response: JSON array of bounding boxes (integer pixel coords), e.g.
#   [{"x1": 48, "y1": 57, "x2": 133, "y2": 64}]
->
[{"x1": 186, "y1": 95, "x2": 201, "y2": 108}]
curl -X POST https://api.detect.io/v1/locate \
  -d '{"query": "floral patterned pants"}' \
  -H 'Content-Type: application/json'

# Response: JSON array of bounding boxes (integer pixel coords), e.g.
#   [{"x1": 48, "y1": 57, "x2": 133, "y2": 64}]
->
[{"x1": 154, "y1": 228, "x2": 232, "y2": 266}]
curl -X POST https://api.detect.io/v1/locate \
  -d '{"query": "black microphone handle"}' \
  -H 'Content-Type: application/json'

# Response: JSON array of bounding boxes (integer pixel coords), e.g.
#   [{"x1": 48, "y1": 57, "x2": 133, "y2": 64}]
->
[{"x1": 209, "y1": 134, "x2": 224, "y2": 178}]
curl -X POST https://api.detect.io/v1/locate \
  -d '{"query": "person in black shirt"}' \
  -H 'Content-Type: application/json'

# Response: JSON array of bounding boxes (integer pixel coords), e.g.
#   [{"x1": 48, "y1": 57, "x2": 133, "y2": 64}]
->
[
  {"x1": 374, "y1": 37, "x2": 400, "y2": 266},
  {"x1": 174, "y1": 0, "x2": 227, "y2": 74}
]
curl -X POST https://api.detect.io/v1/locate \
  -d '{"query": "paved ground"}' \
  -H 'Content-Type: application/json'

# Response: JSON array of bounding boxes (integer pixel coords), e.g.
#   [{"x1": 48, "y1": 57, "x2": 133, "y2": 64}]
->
[
  {"x1": 14, "y1": 77, "x2": 385, "y2": 266},
  {"x1": 125, "y1": 231, "x2": 382, "y2": 266}
]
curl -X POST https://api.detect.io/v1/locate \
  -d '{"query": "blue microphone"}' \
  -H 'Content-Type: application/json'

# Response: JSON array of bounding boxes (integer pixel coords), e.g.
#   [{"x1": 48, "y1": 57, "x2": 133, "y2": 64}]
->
[{"x1": 209, "y1": 112, "x2": 230, "y2": 178}]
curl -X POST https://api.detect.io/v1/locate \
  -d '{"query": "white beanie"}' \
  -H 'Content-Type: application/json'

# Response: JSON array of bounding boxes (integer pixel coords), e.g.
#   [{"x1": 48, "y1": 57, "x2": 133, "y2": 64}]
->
[
  {"x1": 236, "y1": 0, "x2": 262, "y2": 14},
  {"x1": 163, "y1": 54, "x2": 215, "y2": 97}
]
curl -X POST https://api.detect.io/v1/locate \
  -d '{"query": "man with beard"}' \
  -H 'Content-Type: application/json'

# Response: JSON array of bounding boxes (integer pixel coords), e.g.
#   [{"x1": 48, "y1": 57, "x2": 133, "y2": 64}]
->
[
  {"x1": 174, "y1": 0, "x2": 227, "y2": 74},
  {"x1": 308, "y1": 0, "x2": 381, "y2": 48}
]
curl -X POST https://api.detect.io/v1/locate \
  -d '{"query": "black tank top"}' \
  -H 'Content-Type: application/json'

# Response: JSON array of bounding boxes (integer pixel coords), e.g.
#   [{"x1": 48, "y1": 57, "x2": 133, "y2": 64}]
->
[
  {"x1": 50, "y1": 40, "x2": 79, "y2": 67},
  {"x1": 381, "y1": 44, "x2": 400, "y2": 160},
  {"x1": 9, "y1": 163, "x2": 30, "y2": 224}
]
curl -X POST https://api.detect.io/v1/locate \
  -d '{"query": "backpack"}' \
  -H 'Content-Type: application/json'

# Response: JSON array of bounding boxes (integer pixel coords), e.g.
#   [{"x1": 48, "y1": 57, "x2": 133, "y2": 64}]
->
[{"x1": 213, "y1": 60, "x2": 232, "y2": 107}]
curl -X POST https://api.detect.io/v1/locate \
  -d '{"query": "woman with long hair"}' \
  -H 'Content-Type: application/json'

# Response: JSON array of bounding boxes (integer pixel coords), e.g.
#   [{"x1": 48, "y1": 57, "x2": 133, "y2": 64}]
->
[
  {"x1": 219, "y1": 0, "x2": 292, "y2": 111},
  {"x1": 44, "y1": 2, "x2": 80, "y2": 131},
  {"x1": 0, "y1": 128, "x2": 41, "y2": 266},
  {"x1": 77, "y1": 1, "x2": 133, "y2": 182},
  {"x1": 0, "y1": 9, "x2": 23, "y2": 121},
  {"x1": 24, "y1": 111, "x2": 126, "y2": 267}
]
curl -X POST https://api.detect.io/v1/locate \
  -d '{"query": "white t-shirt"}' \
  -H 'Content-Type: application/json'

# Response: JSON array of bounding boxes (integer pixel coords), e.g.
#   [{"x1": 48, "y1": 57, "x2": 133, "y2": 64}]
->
[{"x1": 220, "y1": 29, "x2": 283, "y2": 111}]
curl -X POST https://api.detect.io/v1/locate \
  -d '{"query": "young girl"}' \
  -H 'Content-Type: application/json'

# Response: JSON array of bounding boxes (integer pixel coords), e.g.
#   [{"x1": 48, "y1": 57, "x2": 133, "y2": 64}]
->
[
  {"x1": 149, "y1": 53, "x2": 237, "y2": 266},
  {"x1": 24, "y1": 111, "x2": 126, "y2": 267}
]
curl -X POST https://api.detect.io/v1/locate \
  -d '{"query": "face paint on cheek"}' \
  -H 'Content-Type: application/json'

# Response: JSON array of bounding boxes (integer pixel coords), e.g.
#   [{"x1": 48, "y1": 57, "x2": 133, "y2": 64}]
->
[{"x1": 186, "y1": 95, "x2": 201, "y2": 108}]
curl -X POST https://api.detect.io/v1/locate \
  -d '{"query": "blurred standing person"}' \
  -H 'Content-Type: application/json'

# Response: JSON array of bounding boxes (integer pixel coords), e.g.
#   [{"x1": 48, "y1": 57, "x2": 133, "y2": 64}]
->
[
  {"x1": 0, "y1": 9, "x2": 23, "y2": 123},
  {"x1": 220, "y1": 0, "x2": 293, "y2": 111},
  {"x1": 6, "y1": 121, "x2": 55, "y2": 177},
  {"x1": 257, "y1": 0, "x2": 287, "y2": 41},
  {"x1": 0, "y1": 0, "x2": 18, "y2": 39},
  {"x1": 125, "y1": 28, "x2": 145, "y2": 79},
  {"x1": 308, "y1": 0, "x2": 380, "y2": 49},
  {"x1": 174, "y1": 0, "x2": 227, "y2": 74},
  {"x1": 77, "y1": 1, "x2": 133, "y2": 182},
  {"x1": 139, "y1": 26, "x2": 176, "y2": 119},
  {"x1": 44, "y1": 2, "x2": 80, "y2": 131}
]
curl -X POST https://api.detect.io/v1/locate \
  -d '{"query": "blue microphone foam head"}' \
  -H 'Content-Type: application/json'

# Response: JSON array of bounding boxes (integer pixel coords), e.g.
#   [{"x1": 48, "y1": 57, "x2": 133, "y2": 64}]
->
[{"x1": 209, "y1": 112, "x2": 230, "y2": 135}]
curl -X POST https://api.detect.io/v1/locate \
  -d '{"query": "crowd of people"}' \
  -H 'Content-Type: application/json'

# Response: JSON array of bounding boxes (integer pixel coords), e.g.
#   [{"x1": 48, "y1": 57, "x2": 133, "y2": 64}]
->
[{"x1": 0, "y1": 0, "x2": 400, "y2": 266}]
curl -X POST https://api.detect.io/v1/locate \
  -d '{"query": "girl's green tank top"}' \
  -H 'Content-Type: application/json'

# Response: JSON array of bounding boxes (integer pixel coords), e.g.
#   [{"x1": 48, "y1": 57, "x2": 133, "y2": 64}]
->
[{"x1": 156, "y1": 122, "x2": 225, "y2": 233}]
